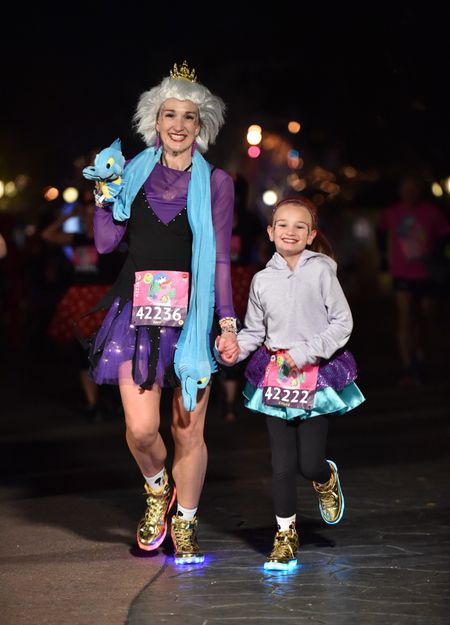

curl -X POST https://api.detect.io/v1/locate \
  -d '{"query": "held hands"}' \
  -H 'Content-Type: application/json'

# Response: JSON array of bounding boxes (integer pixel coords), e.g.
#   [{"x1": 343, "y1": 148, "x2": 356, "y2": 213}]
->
[
  {"x1": 284, "y1": 352, "x2": 297, "y2": 370},
  {"x1": 216, "y1": 332, "x2": 240, "y2": 365},
  {"x1": 94, "y1": 180, "x2": 124, "y2": 208},
  {"x1": 94, "y1": 182, "x2": 107, "y2": 208}
]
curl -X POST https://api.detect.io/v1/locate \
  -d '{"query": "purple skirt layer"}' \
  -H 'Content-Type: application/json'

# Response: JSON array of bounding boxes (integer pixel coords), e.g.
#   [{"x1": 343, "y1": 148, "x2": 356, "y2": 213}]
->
[
  {"x1": 91, "y1": 298, "x2": 181, "y2": 387},
  {"x1": 245, "y1": 346, "x2": 358, "y2": 391}
]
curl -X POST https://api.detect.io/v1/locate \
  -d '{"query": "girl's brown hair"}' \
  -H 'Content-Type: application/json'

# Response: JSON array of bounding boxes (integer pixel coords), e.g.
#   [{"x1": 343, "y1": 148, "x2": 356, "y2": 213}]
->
[{"x1": 272, "y1": 196, "x2": 335, "y2": 259}]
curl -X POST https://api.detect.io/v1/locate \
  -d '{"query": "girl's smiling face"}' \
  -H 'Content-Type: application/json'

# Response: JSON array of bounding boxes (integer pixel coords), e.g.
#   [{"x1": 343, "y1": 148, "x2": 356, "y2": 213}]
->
[{"x1": 267, "y1": 202, "x2": 317, "y2": 261}]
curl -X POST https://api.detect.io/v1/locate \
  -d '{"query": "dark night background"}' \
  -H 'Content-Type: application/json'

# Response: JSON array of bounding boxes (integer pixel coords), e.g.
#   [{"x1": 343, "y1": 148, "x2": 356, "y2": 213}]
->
[
  {"x1": 1, "y1": 4, "x2": 450, "y2": 358},
  {"x1": 2, "y1": 5, "x2": 450, "y2": 190},
  {"x1": 1, "y1": 8, "x2": 450, "y2": 624}
]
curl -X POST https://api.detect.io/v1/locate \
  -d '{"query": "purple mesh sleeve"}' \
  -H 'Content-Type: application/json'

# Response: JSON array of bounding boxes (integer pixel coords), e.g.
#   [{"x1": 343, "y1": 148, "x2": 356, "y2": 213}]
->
[
  {"x1": 93, "y1": 205, "x2": 127, "y2": 254},
  {"x1": 211, "y1": 170, "x2": 236, "y2": 319}
]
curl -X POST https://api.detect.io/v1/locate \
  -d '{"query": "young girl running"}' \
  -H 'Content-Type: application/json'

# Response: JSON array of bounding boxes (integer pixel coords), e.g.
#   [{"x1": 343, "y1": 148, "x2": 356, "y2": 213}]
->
[{"x1": 218, "y1": 197, "x2": 364, "y2": 570}]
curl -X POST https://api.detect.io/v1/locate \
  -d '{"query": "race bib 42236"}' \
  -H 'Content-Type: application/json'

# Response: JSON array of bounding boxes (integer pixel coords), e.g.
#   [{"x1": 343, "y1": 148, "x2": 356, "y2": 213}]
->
[{"x1": 132, "y1": 270, "x2": 189, "y2": 327}]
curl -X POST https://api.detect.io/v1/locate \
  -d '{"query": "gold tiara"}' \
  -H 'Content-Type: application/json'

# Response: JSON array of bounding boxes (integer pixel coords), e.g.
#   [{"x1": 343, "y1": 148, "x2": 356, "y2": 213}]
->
[{"x1": 170, "y1": 60, "x2": 197, "y2": 82}]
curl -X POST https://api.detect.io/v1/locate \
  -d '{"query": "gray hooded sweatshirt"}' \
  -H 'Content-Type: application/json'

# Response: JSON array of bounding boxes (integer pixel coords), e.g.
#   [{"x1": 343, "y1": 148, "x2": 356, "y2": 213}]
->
[{"x1": 235, "y1": 250, "x2": 353, "y2": 369}]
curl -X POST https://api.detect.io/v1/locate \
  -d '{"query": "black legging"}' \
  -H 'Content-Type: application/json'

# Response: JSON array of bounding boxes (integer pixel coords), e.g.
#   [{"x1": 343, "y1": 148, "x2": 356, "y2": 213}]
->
[{"x1": 266, "y1": 415, "x2": 331, "y2": 518}]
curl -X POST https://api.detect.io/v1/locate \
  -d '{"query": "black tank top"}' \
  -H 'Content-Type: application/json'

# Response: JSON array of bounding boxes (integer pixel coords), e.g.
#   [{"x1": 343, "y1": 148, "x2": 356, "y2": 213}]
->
[
  {"x1": 102, "y1": 187, "x2": 193, "y2": 306},
  {"x1": 90, "y1": 189, "x2": 193, "y2": 388},
  {"x1": 90, "y1": 168, "x2": 220, "y2": 389}
]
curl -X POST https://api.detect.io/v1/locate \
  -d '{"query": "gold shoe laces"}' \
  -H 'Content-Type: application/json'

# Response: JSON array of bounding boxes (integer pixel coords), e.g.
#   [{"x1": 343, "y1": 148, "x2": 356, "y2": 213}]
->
[
  {"x1": 142, "y1": 492, "x2": 167, "y2": 529},
  {"x1": 270, "y1": 531, "x2": 297, "y2": 560},
  {"x1": 173, "y1": 520, "x2": 199, "y2": 553},
  {"x1": 319, "y1": 488, "x2": 337, "y2": 510}
]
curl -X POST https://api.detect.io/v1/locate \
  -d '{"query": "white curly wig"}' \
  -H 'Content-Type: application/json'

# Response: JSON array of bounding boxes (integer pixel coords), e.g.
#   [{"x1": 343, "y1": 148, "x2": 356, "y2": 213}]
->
[{"x1": 133, "y1": 76, "x2": 226, "y2": 153}]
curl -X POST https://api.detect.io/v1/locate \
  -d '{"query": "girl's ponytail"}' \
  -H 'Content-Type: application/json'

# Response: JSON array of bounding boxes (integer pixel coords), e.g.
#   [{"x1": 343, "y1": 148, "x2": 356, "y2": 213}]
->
[{"x1": 309, "y1": 230, "x2": 335, "y2": 259}]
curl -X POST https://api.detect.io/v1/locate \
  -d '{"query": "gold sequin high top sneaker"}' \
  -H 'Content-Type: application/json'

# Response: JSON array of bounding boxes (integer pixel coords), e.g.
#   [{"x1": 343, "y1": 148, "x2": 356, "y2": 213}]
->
[
  {"x1": 264, "y1": 527, "x2": 299, "y2": 571},
  {"x1": 137, "y1": 475, "x2": 176, "y2": 551},
  {"x1": 313, "y1": 459, "x2": 345, "y2": 525},
  {"x1": 171, "y1": 515, "x2": 205, "y2": 564}
]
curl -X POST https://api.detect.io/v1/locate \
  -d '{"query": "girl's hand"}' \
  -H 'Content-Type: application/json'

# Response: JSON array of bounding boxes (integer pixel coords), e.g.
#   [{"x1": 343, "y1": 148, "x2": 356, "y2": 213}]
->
[
  {"x1": 217, "y1": 332, "x2": 240, "y2": 365},
  {"x1": 285, "y1": 352, "x2": 297, "y2": 369}
]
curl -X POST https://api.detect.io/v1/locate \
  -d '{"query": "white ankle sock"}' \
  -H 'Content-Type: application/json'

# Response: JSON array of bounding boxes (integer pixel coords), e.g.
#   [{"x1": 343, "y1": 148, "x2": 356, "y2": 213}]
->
[
  {"x1": 276, "y1": 514, "x2": 296, "y2": 531},
  {"x1": 143, "y1": 468, "x2": 167, "y2": 492},
  {"x1": 177, "y1": 504, "x2": 197, "y2": 520}
]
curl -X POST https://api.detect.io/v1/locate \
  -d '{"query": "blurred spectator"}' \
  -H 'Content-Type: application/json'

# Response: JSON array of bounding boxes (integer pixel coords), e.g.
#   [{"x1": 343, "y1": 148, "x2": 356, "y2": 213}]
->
[
  {"x1": 217, "y1": 173, "x2": 258, "y2": 422},
  {"x1": 0, "y1": 231, "x2": 8, "y2": 347},
  {"x1": 0, "y1": 233, "x2": 7, "y2": 259},
  {"x1": 377, "y1": 176, "x2": 450, "y2": 385},
  {"x1": 42, "y1": 194, "x2": 123, "y2": 420}
]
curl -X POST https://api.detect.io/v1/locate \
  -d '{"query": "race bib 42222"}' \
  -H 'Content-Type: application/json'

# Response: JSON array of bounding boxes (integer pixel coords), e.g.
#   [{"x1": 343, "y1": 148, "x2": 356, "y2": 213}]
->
[{"x1": 263, "y1": 351, "x2": 319, "y2": 410}]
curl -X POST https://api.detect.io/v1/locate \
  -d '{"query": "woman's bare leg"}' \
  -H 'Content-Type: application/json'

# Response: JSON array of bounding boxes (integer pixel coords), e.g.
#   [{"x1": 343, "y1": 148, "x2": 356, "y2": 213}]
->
[
  {"x1": 171, "y1": 385, "x2": 211, "y2": 508},
  {"x1": 119, "y1": 361, "x2": 167, "y2": 476}
]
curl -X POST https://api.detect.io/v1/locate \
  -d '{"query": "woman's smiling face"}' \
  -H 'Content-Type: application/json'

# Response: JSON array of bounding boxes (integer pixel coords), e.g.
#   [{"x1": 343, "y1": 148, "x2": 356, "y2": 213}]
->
[{"x1": 156, "y1": 98, "x2": 200, "y2": 155}]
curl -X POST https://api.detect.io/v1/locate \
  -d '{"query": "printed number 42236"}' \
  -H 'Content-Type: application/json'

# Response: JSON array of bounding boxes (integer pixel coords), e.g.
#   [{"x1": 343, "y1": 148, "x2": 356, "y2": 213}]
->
[{"x1": 135, "y1": 306, "x2": 181, "y2": 322}]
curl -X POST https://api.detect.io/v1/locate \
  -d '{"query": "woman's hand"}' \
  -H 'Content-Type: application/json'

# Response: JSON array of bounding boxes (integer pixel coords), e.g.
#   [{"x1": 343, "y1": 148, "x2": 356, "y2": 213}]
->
[{"x1": 217, "y1": 332, "x2": 240, "y2": 365}]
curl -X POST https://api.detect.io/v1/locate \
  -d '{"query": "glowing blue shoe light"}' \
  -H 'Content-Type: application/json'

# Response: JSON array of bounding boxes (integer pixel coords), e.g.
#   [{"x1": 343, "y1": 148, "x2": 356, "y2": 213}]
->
[
  {"x1": 264, "y1": 559, "x2": 297, "y2": 571},
  {"x1": 264, "y1": 527, "x2": 299, "y2": 571},
  {"x1": 174, "y1": 554, "x2": 205, "y2": 565},
  {"x1": 171, "y1": 515, "x2": 204, "y2": 565}
]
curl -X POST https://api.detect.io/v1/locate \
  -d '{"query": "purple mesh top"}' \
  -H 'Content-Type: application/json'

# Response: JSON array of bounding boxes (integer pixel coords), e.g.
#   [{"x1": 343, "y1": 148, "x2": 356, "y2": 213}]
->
[{"x1": 94, "y1": 163, "x2": 236, "y2": 319}]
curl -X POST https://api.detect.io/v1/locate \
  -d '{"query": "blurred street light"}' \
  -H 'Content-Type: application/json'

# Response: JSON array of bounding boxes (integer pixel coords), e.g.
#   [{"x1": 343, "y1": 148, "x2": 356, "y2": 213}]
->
[
  {"x1": 247, "y1": 146, "x2": 261, "y2": 158},
  {"x1": 63, "y1": 187, "x2": 79, "y2": 203},
  {"x1": 287, "y1": 149, "x2": 301, "y2": 169},
  {"x1": 431, "y1": 182, "x2": 443, "y2": 197},
  {"x1": 247, "y1": 125, "x2": 262, "y2": 146},
  {"x1": 288, "y1": 121, "x2": 301, "y2": 134},
  {"x1": 262, "y1": 190, "x2": 278, "y2": 206},
  {"x1": 5, "y1": 182, "x2": 17, "y2": 197},
  {"x1": 44, "y1": 186, "x2": 60, "y2": 201},
  {"x1": 342, "y1": 165, "x2": 357, "y2": 178}
]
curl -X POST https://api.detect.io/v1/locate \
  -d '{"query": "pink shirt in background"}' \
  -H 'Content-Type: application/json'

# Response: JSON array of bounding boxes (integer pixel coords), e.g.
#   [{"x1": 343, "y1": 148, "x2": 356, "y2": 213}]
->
[{"x1": 378, "y1": 201, "x2": 450, "y2": 279}]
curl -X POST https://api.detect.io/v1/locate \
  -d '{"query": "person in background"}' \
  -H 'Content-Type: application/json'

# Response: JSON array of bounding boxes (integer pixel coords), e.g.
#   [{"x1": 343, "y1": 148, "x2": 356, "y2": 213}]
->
[
  {"x1": 217, "y1": 173, "x2": 256, "y2": 422},
  {"x1": 378, "y1": 176, "x2": 450, "y2": 385},
  {"x1": 42, "y1": 196, "x2": 116, "y2": 420},
  {"x1": 0, "y1": 233, "x2": 7, "y2": 259}
]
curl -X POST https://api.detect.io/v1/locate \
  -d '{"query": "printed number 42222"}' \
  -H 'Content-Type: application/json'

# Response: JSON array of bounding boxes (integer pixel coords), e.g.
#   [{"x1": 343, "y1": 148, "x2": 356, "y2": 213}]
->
[{"x1": 263, "y1": 386, "x2": 309, "y2": 404}]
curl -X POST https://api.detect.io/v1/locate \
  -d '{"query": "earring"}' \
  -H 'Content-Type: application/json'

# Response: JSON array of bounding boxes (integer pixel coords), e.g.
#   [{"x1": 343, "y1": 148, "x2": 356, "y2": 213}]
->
[
  {"x1": 191, "y1": 140, "x2": 197, "y2": 155},
  {"x1": 155, "y1": 132, "x2": 161, "y2": 148}
]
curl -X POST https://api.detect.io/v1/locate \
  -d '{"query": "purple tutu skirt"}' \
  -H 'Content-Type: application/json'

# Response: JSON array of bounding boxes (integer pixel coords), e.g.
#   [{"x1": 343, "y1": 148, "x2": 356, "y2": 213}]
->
[
  {"x1": 90, "y1": 298, "x2": 182, "y2": 387},
  {"x1": 244, "y1": 346, "x2": 363, "y2": 420},
  {"x1": 245, "y1": 346, "x2": 358, "y2": 391}
]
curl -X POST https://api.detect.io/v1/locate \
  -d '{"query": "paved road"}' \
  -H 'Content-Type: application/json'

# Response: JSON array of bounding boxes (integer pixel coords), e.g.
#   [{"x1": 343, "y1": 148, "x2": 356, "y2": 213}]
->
[{"x1": 1, "y1": 295, "x2": 449, "y2": 624}]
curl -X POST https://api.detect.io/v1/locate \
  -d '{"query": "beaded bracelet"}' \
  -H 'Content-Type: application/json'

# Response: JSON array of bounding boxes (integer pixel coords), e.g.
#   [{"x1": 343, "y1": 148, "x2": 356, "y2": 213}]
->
[{"x1": 219, "y1": 317, "x2": 238, "y2": 334}]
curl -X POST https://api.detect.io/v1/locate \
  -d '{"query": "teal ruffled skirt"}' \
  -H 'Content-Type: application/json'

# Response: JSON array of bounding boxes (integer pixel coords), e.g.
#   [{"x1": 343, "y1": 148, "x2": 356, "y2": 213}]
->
[{"x1": 243, "y1": 381, "x2": 365, "y2": 421}]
